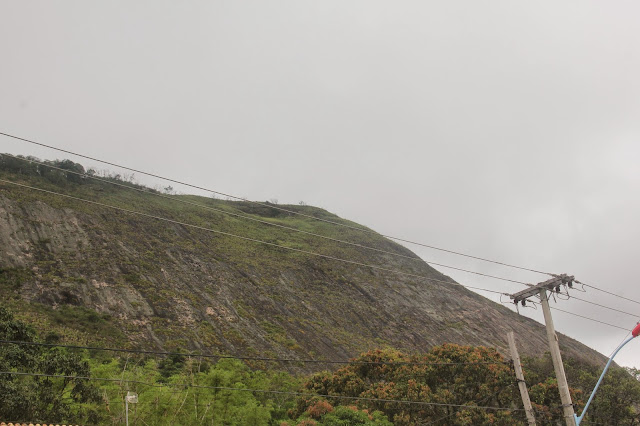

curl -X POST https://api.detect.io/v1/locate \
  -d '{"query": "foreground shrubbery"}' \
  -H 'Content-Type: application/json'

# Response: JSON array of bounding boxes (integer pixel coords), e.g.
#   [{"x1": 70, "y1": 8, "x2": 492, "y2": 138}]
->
[{"x1": 1, "y1": 307, "x2": 639, "y2": 425}]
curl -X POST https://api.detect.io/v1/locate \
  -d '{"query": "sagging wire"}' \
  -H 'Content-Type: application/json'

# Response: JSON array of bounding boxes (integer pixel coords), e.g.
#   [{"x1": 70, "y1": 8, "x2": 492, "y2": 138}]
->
[
  {"x1": 573, "y1": 281, "x2": 588, "y2": 292},
  {"x1": 499, "y1": 293, "x2": 512, "y2": 305}
]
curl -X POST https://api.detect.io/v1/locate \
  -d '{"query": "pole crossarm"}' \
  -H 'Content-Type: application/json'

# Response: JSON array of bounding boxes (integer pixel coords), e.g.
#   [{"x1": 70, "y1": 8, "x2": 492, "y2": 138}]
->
[
  {"x1": 510, "y1": 274, "x2": 574, "y2": 303},
  {"x1": 510, "y1": 274, "x2": 578, "y2": 425}
]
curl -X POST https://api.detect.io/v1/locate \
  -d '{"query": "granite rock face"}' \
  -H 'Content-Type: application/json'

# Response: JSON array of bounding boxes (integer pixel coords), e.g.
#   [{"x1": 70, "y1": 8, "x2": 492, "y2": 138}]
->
[{"x1": 0, "y1": 178, "x2": 607, "y2": 370}]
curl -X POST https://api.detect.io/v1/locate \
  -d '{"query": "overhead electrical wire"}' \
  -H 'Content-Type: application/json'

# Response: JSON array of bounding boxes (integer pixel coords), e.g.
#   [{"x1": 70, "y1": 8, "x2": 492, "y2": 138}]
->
[
  {"x1": 1, "y1": 134, "x2": 636, "y2": 335},
  {"x1": 0, "y1": 131, "x2": 551, "y2": 276},
  {"x1": 0, "y1": 340, "x2": 508, "y2": 366},
  {"x1": 0, "y1": 178, "x2": 511, "y2": 297},
  {"x1": 7, "y1": 132, "x2": 640, "y2": 312},
  {"x1": 8, "y1": 134, "x2": 640, "y2": 308},
  {"x1": 0, "y1": 371, "x2": 526, "y2": 412},
  {"x1": 1, "y1": 167, "x2": 635, "y2": 323},
  {"x1": 576, "y1": 280, "x2": 640, "y2": 307},
  {"x1": 7, "y1": 131, "x2": 640, "y2": 309},
  {"x1": 545, "y1": 305, "x2": 629, "y2": 331},
  {"x1": 567, "y1": 295, "x2": 639, "y2": 319},
  {"x1": 512, "y1": 290, "x2": 637, "y2": 329},
  {"x1": 506, "y1": 300, "x2": 629, "y2": 332},
  {"x1": 13, "y1": 166, "x2": 626, "y2": 370},
  {"x1": 1, "y1": 175, "x2": 634, "y2": 328},
  {"x1": 0, "y1": 152, "x2": 531, "y2": 287}
]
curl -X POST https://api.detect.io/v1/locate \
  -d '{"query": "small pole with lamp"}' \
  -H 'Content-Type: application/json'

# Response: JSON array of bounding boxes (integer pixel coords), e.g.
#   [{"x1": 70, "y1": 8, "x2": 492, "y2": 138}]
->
[
  {"x1": 125, "y1": 391, "x2": 138, "y2": 426},
  {"x1": 574, "y1": 322, "x2": 640, "y2": 425}
]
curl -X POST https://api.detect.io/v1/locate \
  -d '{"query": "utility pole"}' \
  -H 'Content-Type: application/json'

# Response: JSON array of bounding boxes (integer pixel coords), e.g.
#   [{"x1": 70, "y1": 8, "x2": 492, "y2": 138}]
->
[
  {"x1": 507, "y1": 331, "x2": 536, "y2": 425},
  {"x1": 510, "y1": 274, "x2": 576, "y2": 426}
]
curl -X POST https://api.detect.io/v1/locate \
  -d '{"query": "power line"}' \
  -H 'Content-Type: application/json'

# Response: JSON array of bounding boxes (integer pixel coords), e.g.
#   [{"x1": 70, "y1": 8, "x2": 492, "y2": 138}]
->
[
  {"x1": 0, "y1": 370, "x2": 526, "y2": 412},
  {"x1": 0, "y1": 340, "x2": 508, "y2": 366},
  {"x1": 576, "y1": 280, "x2": 640, "y2": 307},
  {"x1": 0, "y1": 131, "x2": 551, "y2": 276},
  {"x1": 514, "y1": 293, "x2": 632, "y2": 331},
  {"x1": 11, "y1": 133, "x2": 640, "y2": 322},
  {"x1": 8, "y1": 156, "x2": 639, "y2": 326},
  {"x1": 8, "y1": 177, "x2": 634, "y2": 337},
  {"x1": 0, "y1": 178, "x2": 511, "y2": 297},
  {"x1": 568, "y1": 294, "x2": 639, "y2": 319},
  {"x1": 3, "y1": 165, "x2": 635, "y2": 354},
  {"x1": 0, "y1": 152, "x2": 531, "y2": 287},
  {"x1": 5, "y1": 153, "x2": 640, "y2": 330},
  {"x1": 547, "y1": 306, "x2": 629, "y2": 331},
  {"x1": 512, "y1": 298, "x2": 628, "y2": 331},
  {"x1": 5, "y1": 139, "x2": 636, "y2": 356}
]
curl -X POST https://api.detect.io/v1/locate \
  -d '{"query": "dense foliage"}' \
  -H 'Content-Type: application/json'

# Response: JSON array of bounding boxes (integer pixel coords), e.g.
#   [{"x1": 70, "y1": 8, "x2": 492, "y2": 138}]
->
[
  {"x1": 2, "y1": 307, "x2": 639, "y2": 425},
  {"x1": 0, "y1": 154, "x2": 87, "y2": 185},
  {"x1": 0, "y1": 306, "x2": 101, "y2": 423},
  {"x1": 291, "y1": 346, "x2": 640, "y2": 425},
  {"x1": 524, "y1": 354, "x2": 640, "y2": 425},
  {"x1": 292, "y1": 346, "x2": 523, "y2": 425}
]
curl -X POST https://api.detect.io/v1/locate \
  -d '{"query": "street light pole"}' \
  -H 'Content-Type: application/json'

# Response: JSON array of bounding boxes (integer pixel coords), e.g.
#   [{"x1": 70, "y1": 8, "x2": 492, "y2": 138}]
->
[{"x1": 574, "y1": 323, "x2": 640, "y2": 426}]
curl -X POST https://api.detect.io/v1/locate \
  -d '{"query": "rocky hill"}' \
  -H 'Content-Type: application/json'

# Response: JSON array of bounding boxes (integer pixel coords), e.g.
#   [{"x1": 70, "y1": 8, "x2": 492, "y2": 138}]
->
[{"x1": 0, "y1": 156, "x2": 607, "y2": 370}]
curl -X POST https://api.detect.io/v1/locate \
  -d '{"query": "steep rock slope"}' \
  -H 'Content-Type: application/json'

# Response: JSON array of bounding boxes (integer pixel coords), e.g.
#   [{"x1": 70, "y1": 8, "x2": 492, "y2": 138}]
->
[{"x1": 0, "y1": 166, "x2": 607, "y2": 368}]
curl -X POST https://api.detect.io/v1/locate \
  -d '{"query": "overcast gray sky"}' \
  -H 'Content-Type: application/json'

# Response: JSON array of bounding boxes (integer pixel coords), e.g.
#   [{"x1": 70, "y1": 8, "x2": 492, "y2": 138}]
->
[{"x1": 1, "y1": 1, "x2": 639, "y2": 368}]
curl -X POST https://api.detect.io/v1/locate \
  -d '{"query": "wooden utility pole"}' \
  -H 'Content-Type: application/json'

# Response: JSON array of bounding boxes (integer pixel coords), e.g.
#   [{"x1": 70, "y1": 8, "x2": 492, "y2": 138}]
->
[
  {"x1": 539, "y1": 289, "x2": 576, "y2": 425},
  {"x1": 510, "y1": 274, "x2": 576, "y2": 426},
  {"x1": 507, "y1": 331, "x2": 536, "y2": 425}
]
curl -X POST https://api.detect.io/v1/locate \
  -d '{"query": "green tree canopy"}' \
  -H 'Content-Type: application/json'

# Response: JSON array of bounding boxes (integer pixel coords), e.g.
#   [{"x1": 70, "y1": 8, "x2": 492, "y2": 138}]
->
[
  {"x1": 0, "y1": 306, "x2": 100, "y2": 423},
  {"x1": 291, "y1": 345, "x2": 523, "y2": 425}
]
